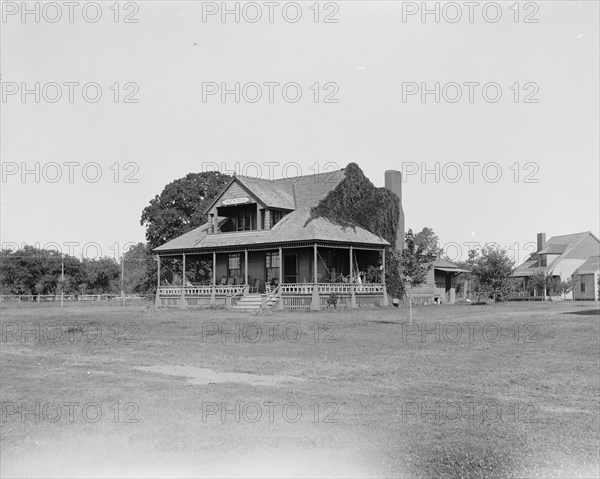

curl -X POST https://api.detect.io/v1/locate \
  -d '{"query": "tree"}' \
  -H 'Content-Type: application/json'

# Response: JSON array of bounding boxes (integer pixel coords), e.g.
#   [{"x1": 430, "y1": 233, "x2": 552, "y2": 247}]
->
[
  {"x1": 414, "y1": 227, "x2": 444, "y2": 257},
  {"x1": 470, "y1": 246, "x2": 514, "y2": 302},
  {"x1": 81, "y1": 258, "x2": 120, "y2": 294},
  {"x1": 122, "y1": 243, "x2": 156, "y2": 294},
  {"x1": 140, "y1": 171, "x2": 231, "y2": 249},
  {"x1": 557, "y1": 278, "x2": 572, "y2": 300},
  {"x1": 400, "y1": 229, "x2": 438, "y2": 292},
  {"x1": 530, "y1": 270, "x2": 560, "y2": 301},
  {"x1": 0, "y1": 246, "x2": 85, "y2": 295}
]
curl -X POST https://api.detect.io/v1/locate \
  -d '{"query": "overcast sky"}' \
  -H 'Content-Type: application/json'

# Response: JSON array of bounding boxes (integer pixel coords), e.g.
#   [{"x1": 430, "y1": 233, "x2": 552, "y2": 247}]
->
[{"x1": 1, "y1": 1, "x2": 598, "y2": 264}]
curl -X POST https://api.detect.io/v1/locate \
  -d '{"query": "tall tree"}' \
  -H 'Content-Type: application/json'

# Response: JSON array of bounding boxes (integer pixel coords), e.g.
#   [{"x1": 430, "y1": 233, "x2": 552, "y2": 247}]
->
[
  {"x1": 140, "y1": 171, "x2": 231, "y2": 249},
  {"x1": 400, "y1": 229, "x2": 438, "y2": 291},
  {"x1": 470, "y1": 246, "x2": 515, "y2": 302},
  {"x1": 414, "y1": 227, "x2": 443, "y2": 257}
]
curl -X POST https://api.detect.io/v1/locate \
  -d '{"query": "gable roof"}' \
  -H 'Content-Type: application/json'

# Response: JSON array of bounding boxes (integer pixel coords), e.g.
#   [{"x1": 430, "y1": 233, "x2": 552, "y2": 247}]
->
[
  {"x1": 514, "y1": 231, "x2": 599, "y2": 276},
  {"x1": 235, "y1": 176, "x2": 295, "y2": 210},
  {"x1": 203, "y1": 169, "x2": 347, "y2": 215},
  {"x1": 574, "y1": 256, "x2": 600, "y2": 275},
  {"x1": 154, "y1": 167, "x2": 389, "y2": 252}
]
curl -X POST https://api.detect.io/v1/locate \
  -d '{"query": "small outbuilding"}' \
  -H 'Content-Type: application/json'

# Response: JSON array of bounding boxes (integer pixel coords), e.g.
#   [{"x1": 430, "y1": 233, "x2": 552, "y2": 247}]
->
[{"x1": 572, "y1": 256, "x2": 599, "y2": 301}]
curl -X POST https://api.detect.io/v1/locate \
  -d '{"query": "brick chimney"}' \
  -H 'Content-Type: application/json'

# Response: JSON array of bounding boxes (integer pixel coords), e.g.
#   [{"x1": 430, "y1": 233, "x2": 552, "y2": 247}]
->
[
  {"x1": 385, "y1": 170, "x2": 405, "y2": 251},
  {"x1": 537, "y1": 232, "x2": 546, "y2": 252}
]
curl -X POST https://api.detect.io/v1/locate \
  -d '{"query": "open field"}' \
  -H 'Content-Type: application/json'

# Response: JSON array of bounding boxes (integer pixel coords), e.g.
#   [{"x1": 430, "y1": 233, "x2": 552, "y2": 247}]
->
[{"x1": 1, "y1": 301, "x2": 599, "y2": 478}]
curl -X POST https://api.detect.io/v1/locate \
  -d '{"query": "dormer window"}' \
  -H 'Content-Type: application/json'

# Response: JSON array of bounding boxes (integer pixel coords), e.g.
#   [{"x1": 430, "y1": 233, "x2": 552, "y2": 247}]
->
[{"x1": 219, "y1": 204, "x2": 257, "y2": 232}]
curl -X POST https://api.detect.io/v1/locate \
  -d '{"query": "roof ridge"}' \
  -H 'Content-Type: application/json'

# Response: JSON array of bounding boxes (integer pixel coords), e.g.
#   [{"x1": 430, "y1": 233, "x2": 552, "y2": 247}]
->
[{"x1": 549, "y1": 231, "x2": 591, "y2": 239}]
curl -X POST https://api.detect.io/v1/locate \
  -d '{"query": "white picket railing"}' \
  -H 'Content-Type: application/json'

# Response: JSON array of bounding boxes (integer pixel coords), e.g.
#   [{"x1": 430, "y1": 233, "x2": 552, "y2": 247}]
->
[
  {"x1": 158, "y1": 285, "x2": 245, "y2": 296},
  {"x1": 280, "y1": 283, "x2": 385, "y2": 295}
]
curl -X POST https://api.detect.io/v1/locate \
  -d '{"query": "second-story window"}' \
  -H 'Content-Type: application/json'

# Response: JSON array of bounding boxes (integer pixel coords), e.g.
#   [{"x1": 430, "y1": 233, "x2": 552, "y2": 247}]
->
[{"x1": 219, "y1": 204, "x2": 257, "y2": 232}]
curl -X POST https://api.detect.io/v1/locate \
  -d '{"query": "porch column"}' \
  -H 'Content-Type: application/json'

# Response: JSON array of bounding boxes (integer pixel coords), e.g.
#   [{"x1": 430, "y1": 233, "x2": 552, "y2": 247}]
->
[
  {"x1": 278, "y1": 246, "x2": 283, "y2": 285},
  {"x1": 311, "y1": 243, "x2": 320, "y2": 310},
  {"x1": 350, "y1": 246, "x2": 356, "y2": 308},
  {"x1": 155, "y1": 255, "x2": 161, "y2": 307},
  {"x1": 210, "y1": 251, "x2": 216, "y2": 306},
  {"x1": 244, "y1": 249, "x2": 248, "y2": 286},
  {"x1": 180, "y1": 253, "x2": 187, "y2": 309},
  {"x1": 381, "y1": 248, "x2": 388, "y2": 307},
  {"x1": 212, "y1": 251, "x2": 216, "y2": 285},
  {"x1": 313, "y1": 244, "x2": 318, "y2": 283},
  {"x1": 278, "y1": 246, "x2": 283, "y2": 310}
]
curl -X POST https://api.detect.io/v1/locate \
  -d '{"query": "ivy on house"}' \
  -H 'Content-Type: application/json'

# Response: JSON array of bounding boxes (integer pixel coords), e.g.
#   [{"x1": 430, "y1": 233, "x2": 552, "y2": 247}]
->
[{"x1": 308, "y1": 162, "x2": 405, "y2": 299}]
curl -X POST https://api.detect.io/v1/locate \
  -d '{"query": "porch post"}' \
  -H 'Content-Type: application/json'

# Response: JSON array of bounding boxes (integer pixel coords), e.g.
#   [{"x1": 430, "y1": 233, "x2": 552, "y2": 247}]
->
[
  {"x1": 381, "y1": 248, "x2": 388, "y2": 307},
  {"x1": 278, "y1": 246, "x2": 284, "y2": 310},
  {"x1": 155, "y1": 255, "x2": 161, "y2": 307},
  {"x1": 212, "y1": 251, "x2": 216, "y2": 285},
  {"x1": 313, "y1": 244, "x2": 318, "y2": 283},
  {"x1": 350, "y1": 246, "x2": 356, "y2": 308},
  {"x1": 278, "y1": 246, "x2": 283, "y2": 285},
  {"x1": 211, "y1": 251, "x2": 216, "y2": 306},
  {"x1": 311, "y1": 243, "x2": 320, "y2": 310},
  {"x1": 180, "y1": 253, "x2": 187, "y2": 309},
  {"x1": 244, "y1": 249, "x2": 248, "y2": 286}
]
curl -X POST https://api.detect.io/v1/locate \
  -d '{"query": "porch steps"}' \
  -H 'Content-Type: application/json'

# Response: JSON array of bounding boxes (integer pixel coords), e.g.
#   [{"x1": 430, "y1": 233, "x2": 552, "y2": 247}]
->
[{"x1": 231, "y1": 293, "x2": 278, "y2": 312}]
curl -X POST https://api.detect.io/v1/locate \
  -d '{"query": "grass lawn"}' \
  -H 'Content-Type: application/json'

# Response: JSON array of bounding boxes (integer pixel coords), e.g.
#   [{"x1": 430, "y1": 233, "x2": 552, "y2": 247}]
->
[{"x1": 1, "y1": 301, "x2": 598, "y2": 478}]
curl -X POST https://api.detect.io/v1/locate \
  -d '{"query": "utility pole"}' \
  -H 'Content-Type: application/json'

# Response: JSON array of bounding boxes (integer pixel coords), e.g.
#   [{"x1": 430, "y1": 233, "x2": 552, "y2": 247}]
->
[
  {"x1": 61, "y1": 257, "x2": 64, "y2": 308},
  {"x1": 121, "y1": 255, "x2": 125, "y2": 305}
]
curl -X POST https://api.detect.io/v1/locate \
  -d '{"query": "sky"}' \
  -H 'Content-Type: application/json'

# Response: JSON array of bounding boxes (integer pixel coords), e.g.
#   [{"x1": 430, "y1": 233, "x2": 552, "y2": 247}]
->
[{"x1": 1, "y1": 0, "x2": 599, "y2": 265}]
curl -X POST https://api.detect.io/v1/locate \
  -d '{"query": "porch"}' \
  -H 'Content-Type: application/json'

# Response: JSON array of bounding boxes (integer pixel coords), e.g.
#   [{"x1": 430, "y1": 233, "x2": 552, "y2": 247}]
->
[
  {"x1": 155, "y1": 241, "x2": 389, "y2": 311},
  {"x1": 156, "y1": 282, "x2": 387, "y2": 310}
]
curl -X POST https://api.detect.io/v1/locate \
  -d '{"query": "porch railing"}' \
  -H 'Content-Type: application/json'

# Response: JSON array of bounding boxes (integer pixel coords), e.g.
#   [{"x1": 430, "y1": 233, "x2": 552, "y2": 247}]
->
[
  {"x1": 280, "y1": 283, "x2": 385, "y2": 295},
  {"x1": 158, "y1": 285, "x2": 245, "y2": 296}
]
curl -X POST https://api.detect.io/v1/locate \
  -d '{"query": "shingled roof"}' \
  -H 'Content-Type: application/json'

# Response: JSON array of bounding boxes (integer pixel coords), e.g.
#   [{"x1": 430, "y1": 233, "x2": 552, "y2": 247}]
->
[
  {"x1": 432, "y1": 259, "x2": 470, "y2": 273},
  {"x1": 513, "y1": 231, "x2": 599, "y2": 277},
  {"x1": 574, "y1": 256, "x2": 600, "y2": 275},
  {"x1": 154, "y1": 167, "x2": 389, "y2": 252}
]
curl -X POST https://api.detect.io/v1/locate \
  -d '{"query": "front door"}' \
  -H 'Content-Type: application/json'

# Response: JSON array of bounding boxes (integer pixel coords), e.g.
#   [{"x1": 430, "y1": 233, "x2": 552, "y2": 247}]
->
[{"x1": 283, "y1": 254, "x2": 297, "y2": 283}]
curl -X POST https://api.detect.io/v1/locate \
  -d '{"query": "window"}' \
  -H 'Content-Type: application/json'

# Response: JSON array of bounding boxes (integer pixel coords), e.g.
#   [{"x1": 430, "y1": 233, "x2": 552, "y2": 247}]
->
[
  {"x1": 540, "y1": 256, "x2": 547, "y2": 267},
  {"x1": 228, "y1": 253, "x2": 241, "y2": 280},
  {"x1": 219, "y1": 205, "x2": 257, "y2": 232},
  {"x1": 581, "y1": 281, "x2": 586, "y2": 292},
  {"x1": 236, "y1": 205, "x2": 255, "y2": 231},
  {"x1": 265, "y1": 251, "x2": 280, "y2": 283}
]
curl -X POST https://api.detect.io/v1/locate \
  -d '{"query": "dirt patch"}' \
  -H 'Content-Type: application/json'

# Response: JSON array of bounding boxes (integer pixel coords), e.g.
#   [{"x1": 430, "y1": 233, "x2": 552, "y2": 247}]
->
[{"x1": 136, "y1": 365, "x2": 303, "y2": 387}]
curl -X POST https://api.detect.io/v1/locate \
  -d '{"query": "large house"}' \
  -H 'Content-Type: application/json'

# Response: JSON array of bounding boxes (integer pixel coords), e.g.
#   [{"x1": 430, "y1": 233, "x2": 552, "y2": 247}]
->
[
  {"x1": 154, "y1": 166, "x2": 405, "y2": 310},
  {"x1": 512, "y1": 231, "x2": 600, "y2": 300}
]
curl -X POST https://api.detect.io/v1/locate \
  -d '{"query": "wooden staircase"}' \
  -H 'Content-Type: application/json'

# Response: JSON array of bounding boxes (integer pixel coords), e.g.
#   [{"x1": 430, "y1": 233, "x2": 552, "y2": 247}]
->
[{"x1": 231, "y1": 293, "x2": 279, "y2": 312}]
